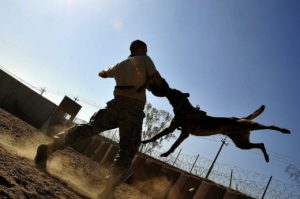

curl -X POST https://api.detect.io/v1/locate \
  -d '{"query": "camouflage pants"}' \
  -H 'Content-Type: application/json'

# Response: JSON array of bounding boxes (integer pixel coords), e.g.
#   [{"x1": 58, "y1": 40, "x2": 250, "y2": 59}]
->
[{"x1": 52, "y1": 96, "x2": 145, "y2": 172}]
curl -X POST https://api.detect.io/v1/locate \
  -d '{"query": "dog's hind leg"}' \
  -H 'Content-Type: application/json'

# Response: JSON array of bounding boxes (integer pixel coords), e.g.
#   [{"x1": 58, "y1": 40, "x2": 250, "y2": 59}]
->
[
  {"x1": 246, "y1": 143, "x2": 269, "y2": 162},
  {"x1": 267, "y1": 125, "x2": 290, "y2": 134},
  {"x1": 141, "y1": 120, "x2": 177, "y2": 144},
  {"x1": 236, "y1": 120, "x2": 291, "y2": 134},
  {"x1": 228, "y1": 132, "x2": 269, "y2": 162},
  {"x1": 258, "y1": 143, "x2": 269, "y2": 162},
  {"x1": 252, "y1": 124, "x2": 290, "y2": 134},
  {"x1": 239, "y1": 106, "x2": 290, "y2": 134},
  {"x1": 236, "y1": 141, "x2": 269, "y2": 162}
]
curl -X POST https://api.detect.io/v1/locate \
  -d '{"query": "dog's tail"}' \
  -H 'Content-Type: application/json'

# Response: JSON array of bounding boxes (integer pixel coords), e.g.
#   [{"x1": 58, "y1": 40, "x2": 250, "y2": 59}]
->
[{"x1": 243, "y1": 105, "x2": 265, "y2": 120}]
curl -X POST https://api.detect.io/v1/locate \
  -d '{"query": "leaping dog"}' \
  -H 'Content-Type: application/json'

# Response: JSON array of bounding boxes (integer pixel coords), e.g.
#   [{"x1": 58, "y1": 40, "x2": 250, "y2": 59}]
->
[{"x1": 142, "y1": 88, "x2": 290, "y2": 162}]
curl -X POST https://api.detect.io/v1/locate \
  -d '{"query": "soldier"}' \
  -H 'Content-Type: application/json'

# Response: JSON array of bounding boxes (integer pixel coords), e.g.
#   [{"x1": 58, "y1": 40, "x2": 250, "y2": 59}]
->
[{"x1": 34, "y1": 40, "x2": 169, "y2": 199}]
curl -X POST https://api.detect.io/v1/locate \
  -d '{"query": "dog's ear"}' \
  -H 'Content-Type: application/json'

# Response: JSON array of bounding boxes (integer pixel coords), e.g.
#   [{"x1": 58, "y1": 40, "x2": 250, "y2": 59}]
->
[{"x1": 184, "y1": 93, "x2": 190, "y2": 98}]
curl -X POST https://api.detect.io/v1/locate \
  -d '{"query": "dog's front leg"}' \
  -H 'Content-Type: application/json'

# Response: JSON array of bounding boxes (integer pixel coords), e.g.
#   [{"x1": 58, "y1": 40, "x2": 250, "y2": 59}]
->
[
  {"x1": 160, "y1": 131, "x2": 189, "y2": 157},
  {"x1": 141, "y1": 120, "x2": 177, "y2": 144}
]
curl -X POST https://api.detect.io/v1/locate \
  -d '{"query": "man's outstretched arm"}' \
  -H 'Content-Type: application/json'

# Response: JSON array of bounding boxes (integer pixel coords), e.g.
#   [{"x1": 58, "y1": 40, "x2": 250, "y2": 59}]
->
[{"x1": 98, "y1": 70, "x2": 108, "y2": 78}]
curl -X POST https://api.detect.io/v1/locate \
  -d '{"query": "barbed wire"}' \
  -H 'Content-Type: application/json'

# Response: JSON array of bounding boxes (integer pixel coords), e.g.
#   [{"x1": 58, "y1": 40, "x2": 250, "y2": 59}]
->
[
  {"x1": 147, "y1": 146, "x2": 300, "y2": 199},
  {"x1": 97, "y1": 131, "x2": 300, "y2": 199},
  {"x1": 102, "y1": 129, "x2": 300, "y2": 198}
]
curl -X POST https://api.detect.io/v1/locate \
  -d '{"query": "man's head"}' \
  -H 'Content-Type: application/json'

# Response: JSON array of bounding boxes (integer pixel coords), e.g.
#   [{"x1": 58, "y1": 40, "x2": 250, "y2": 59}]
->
[{"x1": 130, "y1": 40, "x2": 147, "y2": 56}]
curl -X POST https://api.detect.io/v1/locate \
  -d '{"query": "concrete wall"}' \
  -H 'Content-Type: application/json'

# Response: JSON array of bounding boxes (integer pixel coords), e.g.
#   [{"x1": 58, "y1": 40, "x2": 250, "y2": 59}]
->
[
  {"x1": 0, "y1": 69, "x2": 57, "y2": 128},
  {"x1": 72, "y1": 135, "x2": 255, "y2": 199}
]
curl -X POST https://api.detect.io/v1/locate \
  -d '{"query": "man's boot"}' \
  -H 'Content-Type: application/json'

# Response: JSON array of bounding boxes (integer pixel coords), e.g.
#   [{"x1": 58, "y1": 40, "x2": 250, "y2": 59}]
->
[
  {"x1": 34, "y1": 127, "x2": 69, "y2": 171},
  {"x1": 34, "y1": 144, "x2": 50, "y2": 171},
  {"x1": 34, "y1": 139, "x2": 64, "y2": 172}
]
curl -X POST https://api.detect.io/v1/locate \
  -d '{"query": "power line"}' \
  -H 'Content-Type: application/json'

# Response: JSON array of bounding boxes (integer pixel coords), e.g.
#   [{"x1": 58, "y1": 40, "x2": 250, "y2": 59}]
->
[
  {"x1": 201, "y1": 136, "x2": 300, "y2": 167},
  {"x1": 44, "y1": 88, "x2": 103, "y2": 108},
  {"x1": 1, "y1": 65, "x2": 104, "y2": 109},
  {"x1": 0, "y1": 65, "x2": 42, "y2": 92},
  {"x1": 269, "y1": 151, "x2": 300, "y2": 164}
]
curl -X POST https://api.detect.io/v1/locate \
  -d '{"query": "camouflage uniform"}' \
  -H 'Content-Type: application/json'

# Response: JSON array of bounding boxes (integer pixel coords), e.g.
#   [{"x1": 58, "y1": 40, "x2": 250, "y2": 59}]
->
[
  {"x1": 37, "y1": 55, "x2": 157, "y2": 198},
  {"x1": 53, "y1": 96, "x2": 145, "y2": 171}
]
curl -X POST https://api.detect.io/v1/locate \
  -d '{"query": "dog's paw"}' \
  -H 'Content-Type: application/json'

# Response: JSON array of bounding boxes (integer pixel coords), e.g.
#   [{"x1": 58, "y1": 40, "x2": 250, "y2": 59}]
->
[
  {"x1": 160, "y1": 152, "x2": 170, "y2": 157},
  {"x1": 265, "y1": 154, "x2": 270, "y2": 163},
  {"x1": 281, "y1": 128, "x2": 291, "y2": 134},
  {"x1": 141, "y1": 140, "x2": 149, "y2": 144}
]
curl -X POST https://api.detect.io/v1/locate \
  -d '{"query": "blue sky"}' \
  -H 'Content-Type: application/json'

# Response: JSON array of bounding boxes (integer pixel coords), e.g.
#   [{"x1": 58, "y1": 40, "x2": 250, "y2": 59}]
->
[{"x1": 1, "y1": 0, "x2": 300, "y2": 190}]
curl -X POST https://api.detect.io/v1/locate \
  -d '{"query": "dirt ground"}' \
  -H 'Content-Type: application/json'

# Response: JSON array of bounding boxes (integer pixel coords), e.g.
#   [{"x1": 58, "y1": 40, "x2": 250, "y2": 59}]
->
[{"x1": 0, "y1": 108, "x2": 152, "y2": 199}]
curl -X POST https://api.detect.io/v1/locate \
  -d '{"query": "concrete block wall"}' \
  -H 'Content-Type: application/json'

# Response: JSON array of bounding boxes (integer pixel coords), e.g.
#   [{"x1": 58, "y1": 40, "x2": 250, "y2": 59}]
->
[
  {"x1": 71, "y1": 138, "x2": 92, "y2": 153},
  {"x1": 0, "y1": 70, "x2": 81, "y2": 131},
  {"x1": 193, "y1": 181, "x2": 226, "y2": 199},
  {"x1": 100, "y1": 144, "x2": 119, "y2": 167},
  {"x1": 71, "y1": 134, "x2": 254, "y2": 199},
  {"x1": 92, "y1": 142, "x2": 110, "y2": 162},
  {"x1": 71, "y1": 135, "x2": 119, "y2": 167},
  {"x1": 223, "y1": 190, "x2": 249, "y2": 199},
  {"x1": 82, "y1": 137, "x2": 103, "y2": 157},
  {"x1": 126, "y1": 155, "x2": 176, "y2": 199},
  {"x1": 0, "y1": 69, "x2": 57, "y2": 128},
  {"x1": 167, "y1": 174, "x2": 202, "y2": 199}
]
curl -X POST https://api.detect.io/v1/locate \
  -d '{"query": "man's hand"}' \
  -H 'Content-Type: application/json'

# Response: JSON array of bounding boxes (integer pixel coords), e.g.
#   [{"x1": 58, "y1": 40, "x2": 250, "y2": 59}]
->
[{"x1": 99, "y1": 70, "x2": 108, "y2": 78}]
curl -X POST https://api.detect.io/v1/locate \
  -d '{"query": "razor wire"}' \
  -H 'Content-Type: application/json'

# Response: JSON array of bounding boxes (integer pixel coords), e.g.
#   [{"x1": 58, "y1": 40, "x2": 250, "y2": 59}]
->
[
  {"x1": 100, "y1": 131, "x2": 300, "y2": 199},
  {"x1": 74, "y1": 121, "x2": 300, "y2": 199}
]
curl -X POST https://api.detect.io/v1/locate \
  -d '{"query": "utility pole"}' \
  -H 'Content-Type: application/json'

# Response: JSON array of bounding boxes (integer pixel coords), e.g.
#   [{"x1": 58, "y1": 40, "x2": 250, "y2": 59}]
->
[
  {"x1": 40, "y1": 88, "x2": 46, "y2": 95},
  {"x1": 74, "y1": 96, "x2": 79, "y2": 102},
  {"x1": 205, "y1": 137, "x2": 227, "y2": 179},
  {"x1": 261, "y1": 176, "x2": 272, "y2": 199}
]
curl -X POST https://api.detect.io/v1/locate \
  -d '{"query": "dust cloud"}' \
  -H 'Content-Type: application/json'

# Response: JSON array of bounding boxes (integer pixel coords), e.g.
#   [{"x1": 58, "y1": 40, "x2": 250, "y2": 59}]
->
[
  {"x1": 132, "y1": 175, "x2": 172, "y2": 198},
  {"x1": 0, "y1": 108, "x2": 168, "y2": 199},
  {"x1": 0, "y1": 131, "x2": 169, "y2": 199},
  {"x1": 47, "y1": 149, "x2": 107, "y2": 199},
  {"x1": 0, "y1": 133, "x2": 51, "y2": 160}
]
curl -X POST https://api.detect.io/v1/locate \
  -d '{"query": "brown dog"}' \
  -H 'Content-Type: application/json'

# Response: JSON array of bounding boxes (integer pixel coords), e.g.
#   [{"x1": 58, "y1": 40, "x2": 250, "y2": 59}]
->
[{"x1": 142, "y1": 88, "x2": 290, "y2": 162}]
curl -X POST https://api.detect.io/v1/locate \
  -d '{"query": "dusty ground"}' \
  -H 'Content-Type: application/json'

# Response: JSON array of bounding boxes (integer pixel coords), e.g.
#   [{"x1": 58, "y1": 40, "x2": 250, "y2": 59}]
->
[{"x1": 0, "y1": 108, "x2": 152, "y2": 199}]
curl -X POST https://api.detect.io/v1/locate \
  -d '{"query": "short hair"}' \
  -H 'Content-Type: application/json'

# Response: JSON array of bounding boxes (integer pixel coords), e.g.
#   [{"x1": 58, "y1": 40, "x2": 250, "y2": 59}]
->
[{"x1": 130, "y1": 40, "x2": 147, "y2": 54}]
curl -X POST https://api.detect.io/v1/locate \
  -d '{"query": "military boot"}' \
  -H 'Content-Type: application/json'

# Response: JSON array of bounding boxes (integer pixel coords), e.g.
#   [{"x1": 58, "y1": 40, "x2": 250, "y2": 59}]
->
[{"x1": 34, "y1": 144, "x2": 49, "y2": 172}]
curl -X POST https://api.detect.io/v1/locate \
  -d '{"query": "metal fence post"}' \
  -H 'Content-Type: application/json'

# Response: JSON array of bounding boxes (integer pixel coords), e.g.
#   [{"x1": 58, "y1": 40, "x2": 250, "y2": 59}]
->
[
  {"x1": 205, "y1": 137, "x2": 227, "y2": 179},
  {"x1": 172, "y1": 148, "x2": 182, "y2": 166},
  {"x1": 261, "y1": 176, "x2": 272, "y2": 199},
  {"x1": 190, "y1": 154, "x2": 200, "y2": 173}
]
